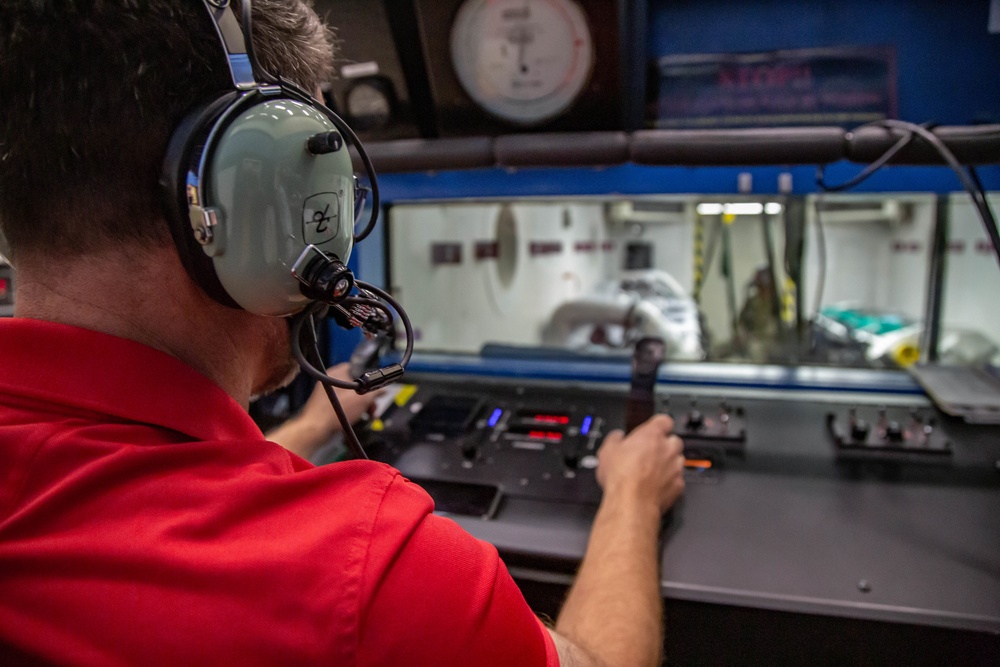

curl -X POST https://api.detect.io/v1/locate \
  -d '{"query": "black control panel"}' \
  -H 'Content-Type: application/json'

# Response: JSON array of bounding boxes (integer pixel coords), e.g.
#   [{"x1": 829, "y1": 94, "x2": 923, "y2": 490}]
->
[
  {"x1": 827, "y1": 404, "x2": 951, "y2": 465},
  {"x1": 356, "y1": 370, "x2": 1000, "y2": 656},
  {"x1": 660, "y1": 396, "x2": 748, "y2": 454},
  {"x1": 366, "y1": 383, "x2": 758, "y2": 507},
  {"x1": 369, "y1": 389, "x2": 608, "y2": 506},
  {"x1": 364, "y1": 374, "x2": 997, "y2": 513}
]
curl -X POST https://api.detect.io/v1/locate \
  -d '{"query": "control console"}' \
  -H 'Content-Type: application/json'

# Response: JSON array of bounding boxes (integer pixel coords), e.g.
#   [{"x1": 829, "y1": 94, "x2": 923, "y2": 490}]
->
[
  {"x1": 827, "y1": 405, "x2": 951, "y2": 464},
  {"x1": 353, "y1": 367, "x2": 1000, "y2": 654},
  {"x1": 365, "y1": 379, "x2": 754, "y2": 509},
  {"x1": 660, "y1": 396, "x2": 747, "y2": 455},
  {"x1": 363, "y1": 371, "x2": 998, "y2": 518}
]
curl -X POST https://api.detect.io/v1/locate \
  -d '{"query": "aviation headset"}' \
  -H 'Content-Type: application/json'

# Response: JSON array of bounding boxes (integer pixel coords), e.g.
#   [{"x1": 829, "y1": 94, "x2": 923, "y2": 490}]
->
[{"x1": 160, "y1": 0, "x2": 412, "y2": 453}]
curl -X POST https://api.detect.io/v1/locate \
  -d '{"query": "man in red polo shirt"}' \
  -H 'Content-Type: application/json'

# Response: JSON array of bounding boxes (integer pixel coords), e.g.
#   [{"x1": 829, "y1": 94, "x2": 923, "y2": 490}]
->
[{"x1": 0, "y1": 1, "x2": 685, "y2": 666}]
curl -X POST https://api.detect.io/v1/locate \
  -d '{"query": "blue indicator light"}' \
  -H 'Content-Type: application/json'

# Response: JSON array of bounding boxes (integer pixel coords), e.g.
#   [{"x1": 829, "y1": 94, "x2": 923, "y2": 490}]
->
[
  {"x1": 581, "y1": 415, "x2": 593, "y2": 435},
  {"x1": 488, "y1": 408, "x2": 503, "y2": 428}
]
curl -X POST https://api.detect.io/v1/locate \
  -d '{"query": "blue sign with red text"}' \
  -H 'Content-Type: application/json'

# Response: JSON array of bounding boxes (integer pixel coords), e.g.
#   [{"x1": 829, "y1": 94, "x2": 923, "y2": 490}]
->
[{"x1": 652, "y1": 46, "x2": 897, "y2": 129}]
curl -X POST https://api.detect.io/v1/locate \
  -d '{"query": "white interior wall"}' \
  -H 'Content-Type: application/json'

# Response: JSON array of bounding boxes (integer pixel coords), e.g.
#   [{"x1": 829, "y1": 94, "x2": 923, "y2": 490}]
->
[
  {"x1": 604, "y1": 205, "x2": 694, "y2": 291},
  {"x1": 941, "y1": 194, "x2": 1000, "y2": 345},
  {"x1": 389, "y1": 201, "x2": 609, "y2": 353},
  {"x1": 884, "y1": 198, "x2": 935, "y2": 320},
  {"x1": 802, "y1": 195, "x2": 934, "y2": 322}
]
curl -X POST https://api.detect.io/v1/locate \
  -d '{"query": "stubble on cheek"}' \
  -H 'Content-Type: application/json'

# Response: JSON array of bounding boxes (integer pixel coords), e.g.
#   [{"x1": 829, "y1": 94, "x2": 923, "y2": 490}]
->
[{"x1": 250, "y1": 317, "x2": 302, "y2": 399}]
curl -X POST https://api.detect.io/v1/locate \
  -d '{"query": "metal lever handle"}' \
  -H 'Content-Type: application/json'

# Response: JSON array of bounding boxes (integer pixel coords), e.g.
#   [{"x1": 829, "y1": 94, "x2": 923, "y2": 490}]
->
[{"x1": 624, "y1": 337, "x2": 666, "y2": 433}]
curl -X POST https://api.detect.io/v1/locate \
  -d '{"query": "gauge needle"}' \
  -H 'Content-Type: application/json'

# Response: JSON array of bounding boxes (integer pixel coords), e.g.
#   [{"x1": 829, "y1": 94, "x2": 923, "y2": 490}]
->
[{"x1": 517, "y1": 0, "x2": 530, "y2": 73}]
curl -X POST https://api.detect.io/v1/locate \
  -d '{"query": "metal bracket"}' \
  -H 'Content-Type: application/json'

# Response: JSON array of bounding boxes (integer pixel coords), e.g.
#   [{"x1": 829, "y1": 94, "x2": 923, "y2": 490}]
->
[
  {"x1": 291, "y1": 244, "x2": 331, "y2": 285},
  {"x1": 189, "y1": 205, "x2": 220, "y2": 245}
]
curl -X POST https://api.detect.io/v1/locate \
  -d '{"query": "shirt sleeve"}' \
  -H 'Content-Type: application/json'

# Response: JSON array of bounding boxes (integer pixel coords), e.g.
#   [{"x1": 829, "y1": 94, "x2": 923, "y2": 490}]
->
[{"x1": 357, "y1": 474, "x2": 559, "y2": 667}]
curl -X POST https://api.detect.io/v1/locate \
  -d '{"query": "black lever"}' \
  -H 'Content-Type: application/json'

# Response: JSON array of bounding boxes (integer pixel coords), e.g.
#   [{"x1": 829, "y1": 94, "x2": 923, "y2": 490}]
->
[{"x1": 625, "y1": 337, "x2": 666, "y2": 433}]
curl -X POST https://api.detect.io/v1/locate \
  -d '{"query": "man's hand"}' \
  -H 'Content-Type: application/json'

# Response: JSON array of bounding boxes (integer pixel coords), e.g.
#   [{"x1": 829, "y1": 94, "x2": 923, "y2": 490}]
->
[
  {"x1": 552, "y1": 414, "x2": 685, "y2": 667},
  {"x1": 267, "y1": 363, "x2": 383, "y2": 460},
  {"x1": 596, "y1": 414, "x2": 685, "y2": 514}
]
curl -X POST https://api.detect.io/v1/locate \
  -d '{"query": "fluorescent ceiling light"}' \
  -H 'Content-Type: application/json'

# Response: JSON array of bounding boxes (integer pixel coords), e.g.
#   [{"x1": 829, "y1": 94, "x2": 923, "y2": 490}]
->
[
  {"x1": 723, "y1": 203, "x2": 764, "y2": 215},
  {"x1": 695, "y1": 202, "x2": 784, "y2": 216}
]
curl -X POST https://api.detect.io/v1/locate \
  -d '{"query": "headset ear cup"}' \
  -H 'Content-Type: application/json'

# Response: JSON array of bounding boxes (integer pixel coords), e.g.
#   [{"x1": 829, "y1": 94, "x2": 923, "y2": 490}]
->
[{"x1": 160, "y1": 92, "x2": 243, "y2": 309}]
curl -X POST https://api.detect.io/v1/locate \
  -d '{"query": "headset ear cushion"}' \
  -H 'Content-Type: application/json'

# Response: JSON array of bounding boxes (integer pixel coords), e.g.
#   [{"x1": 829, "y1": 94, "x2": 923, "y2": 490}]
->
[{"x1": 160, "y1": 92, "x2": 243, "y2": 309}]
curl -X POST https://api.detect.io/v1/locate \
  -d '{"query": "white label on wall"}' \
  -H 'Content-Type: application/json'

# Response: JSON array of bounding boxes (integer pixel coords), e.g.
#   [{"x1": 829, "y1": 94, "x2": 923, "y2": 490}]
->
[
  {"x1": 341, "y1": 61, "x2": 380, "y2": 79},
  {"x1": 990, "y1": 0, "x2": 1000, "y2": 34}
]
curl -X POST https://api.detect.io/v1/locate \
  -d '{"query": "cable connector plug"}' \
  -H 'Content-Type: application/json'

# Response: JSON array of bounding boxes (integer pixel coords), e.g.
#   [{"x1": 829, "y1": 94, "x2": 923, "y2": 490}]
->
[
  {"x1": 357, "y1": 363, "x2": 405, "y2": 394},
  {"x1": 292, "y1": 245, "x2": 355, "y2": 304}
]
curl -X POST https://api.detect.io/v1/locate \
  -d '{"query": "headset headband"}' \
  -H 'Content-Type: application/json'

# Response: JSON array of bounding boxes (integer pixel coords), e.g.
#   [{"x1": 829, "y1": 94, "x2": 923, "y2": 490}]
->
[{"x1": 202, "y1": 0, "x2": 259, "y2": 90}]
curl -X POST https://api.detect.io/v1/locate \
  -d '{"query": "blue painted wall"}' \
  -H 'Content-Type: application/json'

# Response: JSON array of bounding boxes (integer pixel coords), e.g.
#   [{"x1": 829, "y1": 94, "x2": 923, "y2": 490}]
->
[
  {"x1": 376, "y1": 163, "x2": 1000, "y2": 201},
  {"x1": 647, "y1": 0, "x2": 1000, "y2": 126},
  {"x1": 376, "y1": 1, "x2": 999, "y2": 202}
]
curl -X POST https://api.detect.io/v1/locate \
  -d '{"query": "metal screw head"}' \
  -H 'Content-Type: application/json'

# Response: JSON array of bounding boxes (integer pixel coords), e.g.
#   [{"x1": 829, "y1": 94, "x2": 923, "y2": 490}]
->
[
  {"x1": 857, "y1": 579, "x2": 872, "y2": 593},
  {"x1": 193, "y1": 226, "x2": 212, "y2": 245}
]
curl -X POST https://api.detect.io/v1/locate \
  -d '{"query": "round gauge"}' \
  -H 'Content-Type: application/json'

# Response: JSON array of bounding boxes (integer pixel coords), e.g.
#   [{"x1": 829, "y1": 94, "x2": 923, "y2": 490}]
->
[
  {"x1": 343, "y1": 76, "x2": 397, "y2": 131},
  {"x1": 449, "y1": 0, "x2": 595, "y2": 125}
]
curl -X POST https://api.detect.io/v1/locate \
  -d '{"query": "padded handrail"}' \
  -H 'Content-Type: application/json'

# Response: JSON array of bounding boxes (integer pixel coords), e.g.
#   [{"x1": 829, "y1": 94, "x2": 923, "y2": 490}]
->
[
  {"x1": 350, "y1": 125, "x2": 1000, "y2": 173},
  {"x1": 631, "y1": 127, "x2": 848, "y2": 166},
  {"x1": 349, "y1": 137, "x2": 493, "y2": 173},
  {"x1": 495, "y1": 132, "x2": 630, "y2": 167}
]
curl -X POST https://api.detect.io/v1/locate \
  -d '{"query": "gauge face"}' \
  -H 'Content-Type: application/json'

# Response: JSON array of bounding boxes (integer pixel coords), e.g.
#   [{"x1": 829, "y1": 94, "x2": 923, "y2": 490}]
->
[
  {"x1": 450, "y1": 0, "x2": 595, "y2": 125},
  {"x1": 347, "y1": 84, "x2": 390, "y2": 121},
  {"x1": 344, "y1": 77, "x2": 395, "y2": 131}
]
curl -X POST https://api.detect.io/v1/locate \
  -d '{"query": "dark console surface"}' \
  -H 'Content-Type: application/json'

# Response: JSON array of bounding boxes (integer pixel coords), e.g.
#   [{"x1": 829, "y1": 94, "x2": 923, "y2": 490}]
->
[{"x1": 363, "y1": 370, "x2": 1000, "y2": 644}]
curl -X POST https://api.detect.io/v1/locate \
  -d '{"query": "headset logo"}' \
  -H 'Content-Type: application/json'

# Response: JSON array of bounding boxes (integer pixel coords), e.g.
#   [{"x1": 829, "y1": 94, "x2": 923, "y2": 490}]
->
[{"x1": 302, "y1": 192, "x2": 342, "y2": 246}]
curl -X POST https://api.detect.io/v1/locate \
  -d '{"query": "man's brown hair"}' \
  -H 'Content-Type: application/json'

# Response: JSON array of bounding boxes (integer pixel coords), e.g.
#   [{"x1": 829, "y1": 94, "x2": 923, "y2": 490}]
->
[{"x1": 0, "y1": 0, "x2": 336, "y2": 262}]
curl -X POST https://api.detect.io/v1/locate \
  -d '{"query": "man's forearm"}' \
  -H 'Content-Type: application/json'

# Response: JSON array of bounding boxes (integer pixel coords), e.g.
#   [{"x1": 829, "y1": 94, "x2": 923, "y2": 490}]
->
[
  {"x1": 266, "y1": 417, "x2": 327, "y2": 460},
  {"x1": 555, "y1": 488, "x2": 664, "y2": 667}
]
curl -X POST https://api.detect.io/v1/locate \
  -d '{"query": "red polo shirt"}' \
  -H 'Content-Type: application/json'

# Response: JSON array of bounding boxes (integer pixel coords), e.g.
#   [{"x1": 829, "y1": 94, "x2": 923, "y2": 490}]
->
[{"x1": 0, "y1": 319, "x2": 558, "y2": 666}]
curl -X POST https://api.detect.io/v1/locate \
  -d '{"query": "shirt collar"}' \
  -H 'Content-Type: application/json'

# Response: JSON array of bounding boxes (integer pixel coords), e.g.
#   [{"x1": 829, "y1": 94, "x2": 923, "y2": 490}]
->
[{"x1": 0, "y1": 318, "x2": 264, "y2": 442}]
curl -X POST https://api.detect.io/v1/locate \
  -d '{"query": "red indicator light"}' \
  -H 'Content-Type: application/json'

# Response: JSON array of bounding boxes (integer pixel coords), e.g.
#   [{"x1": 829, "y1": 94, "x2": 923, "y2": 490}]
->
[
  {"x1": 533, "y1": 414, "x2": 570, "y2": 425},
  {"x1": 527, "y1": 430, "x2": 563, "y2": 442}
]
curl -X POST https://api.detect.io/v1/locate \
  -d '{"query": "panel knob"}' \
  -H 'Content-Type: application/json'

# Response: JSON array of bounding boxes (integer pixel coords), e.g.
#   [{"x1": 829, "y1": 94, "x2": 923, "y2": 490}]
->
[{"x1": 686, "y1": 410, "x2": 705, "y2": 431}]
